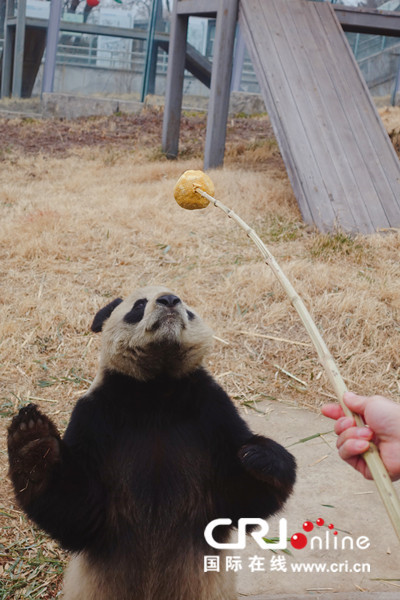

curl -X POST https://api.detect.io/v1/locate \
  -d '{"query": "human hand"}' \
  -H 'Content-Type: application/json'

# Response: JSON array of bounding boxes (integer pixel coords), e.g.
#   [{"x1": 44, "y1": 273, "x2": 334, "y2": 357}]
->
[{"x1": 322, "y1": 392, "x2": 400, "y2": 481}]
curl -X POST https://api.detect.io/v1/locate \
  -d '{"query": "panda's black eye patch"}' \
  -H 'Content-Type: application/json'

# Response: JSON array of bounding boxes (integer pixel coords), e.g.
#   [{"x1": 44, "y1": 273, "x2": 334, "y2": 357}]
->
[
  {"x1": 124, "y1": 298, "x2": 148, "y2": 325},
  {"x1": 134, "y1": 299, "x2": 147, "y2": 309},
  {"x1": 186, "y1": 310, "x2": 195, "y2": 321}
]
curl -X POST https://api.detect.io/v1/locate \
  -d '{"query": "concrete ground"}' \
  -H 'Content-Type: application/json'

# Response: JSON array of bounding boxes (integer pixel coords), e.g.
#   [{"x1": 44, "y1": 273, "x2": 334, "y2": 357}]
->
[
  {"x1": 232, "y1": 402, "x2": 400, "y2": 598},
  {"x1": 246, "y1": 594, "x2": 400, "y2": 599}
]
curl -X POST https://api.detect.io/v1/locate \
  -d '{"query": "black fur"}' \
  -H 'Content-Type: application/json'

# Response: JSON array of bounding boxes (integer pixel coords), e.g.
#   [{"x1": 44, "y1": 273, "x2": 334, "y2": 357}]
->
[
  {"x1": 90, "y1": 298, "x2": 123, "y2": 332},
  {"x1": 123, "y1": 298, "x2": 148, "y2": 325},
  {"x1": 8, "y1": 367, "x2": 296, "y2": 561}
]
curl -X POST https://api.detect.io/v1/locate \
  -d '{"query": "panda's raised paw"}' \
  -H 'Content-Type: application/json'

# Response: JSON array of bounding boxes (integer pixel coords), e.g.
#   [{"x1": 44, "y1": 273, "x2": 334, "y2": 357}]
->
[
  {"x1": 8, "y1": 403, "x2": 60, "y2": 447},
  {"x1": 8, "y1": 404, "x2": 61, "y2": 496},
  {"x1": 238, "y1": 434, "x2": 296, "y2": 494}
]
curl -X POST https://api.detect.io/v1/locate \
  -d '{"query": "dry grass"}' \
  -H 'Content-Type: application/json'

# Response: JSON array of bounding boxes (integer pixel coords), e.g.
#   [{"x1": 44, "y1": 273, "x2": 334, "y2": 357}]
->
[{"x1": 1, "y1": 106, "x2": 400, "y2": 598}]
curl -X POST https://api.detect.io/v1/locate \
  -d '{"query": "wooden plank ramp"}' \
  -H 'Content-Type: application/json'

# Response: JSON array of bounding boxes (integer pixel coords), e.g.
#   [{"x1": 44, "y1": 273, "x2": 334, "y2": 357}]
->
[{"x1": 239, "y1": 0, "x2": 400, "y2": 234}]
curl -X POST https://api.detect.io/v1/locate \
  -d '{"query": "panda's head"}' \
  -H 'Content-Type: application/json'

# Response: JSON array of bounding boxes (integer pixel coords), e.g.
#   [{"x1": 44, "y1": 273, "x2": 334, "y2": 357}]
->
[{"x1": 91, "y1": 286, "x2": 214, "y2": 381}]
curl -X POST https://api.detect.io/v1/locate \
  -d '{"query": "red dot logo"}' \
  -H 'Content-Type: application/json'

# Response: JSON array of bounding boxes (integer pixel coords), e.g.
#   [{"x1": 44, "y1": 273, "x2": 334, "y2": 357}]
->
[
  {"x1": 303, "y1": 521, "x2": 314, "y2": 532},
  {"x1": 316, "y1": 518, "x2": 324, "y2": 526},
  {"x1": 290, "y1": 533, "x2": 308, "y2": 549},
  {"x1": 328, "y1": 523, "x2": 334, "y2": 529}
]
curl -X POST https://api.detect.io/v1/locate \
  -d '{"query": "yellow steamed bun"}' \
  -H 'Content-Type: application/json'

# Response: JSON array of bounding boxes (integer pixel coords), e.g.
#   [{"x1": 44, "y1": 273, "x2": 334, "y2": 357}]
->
[{"x1": 173, "y1": 170, "x2": 214, "y2": 210}]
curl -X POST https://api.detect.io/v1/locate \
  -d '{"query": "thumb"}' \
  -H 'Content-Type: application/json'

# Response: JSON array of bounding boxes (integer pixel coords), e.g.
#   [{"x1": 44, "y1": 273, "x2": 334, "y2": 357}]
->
[{"x1": 342, "y1": 392, "x2": 370, "y2": 417}]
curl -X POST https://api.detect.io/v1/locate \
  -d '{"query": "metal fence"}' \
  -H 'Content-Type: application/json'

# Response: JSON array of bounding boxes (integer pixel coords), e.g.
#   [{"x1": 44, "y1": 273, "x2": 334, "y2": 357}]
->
[{"x1": 0, "y1": 16, "x2": 399, "y2": 99}]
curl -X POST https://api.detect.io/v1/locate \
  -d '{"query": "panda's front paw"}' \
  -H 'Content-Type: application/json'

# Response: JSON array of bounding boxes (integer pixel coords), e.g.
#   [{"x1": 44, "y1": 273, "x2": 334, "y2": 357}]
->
[
  {"x1": 238, "y1": 435, "x2": 296, "y2": 496},
  {"x1": 8, "y1": 404, "x2": 61, "y2": 504}
]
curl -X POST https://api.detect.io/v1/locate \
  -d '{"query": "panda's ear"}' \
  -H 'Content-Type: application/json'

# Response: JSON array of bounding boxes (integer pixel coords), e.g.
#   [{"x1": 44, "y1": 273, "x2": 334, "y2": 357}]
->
[{"x1": 91, "y1": 298, "x2": 123, "y2": 333}]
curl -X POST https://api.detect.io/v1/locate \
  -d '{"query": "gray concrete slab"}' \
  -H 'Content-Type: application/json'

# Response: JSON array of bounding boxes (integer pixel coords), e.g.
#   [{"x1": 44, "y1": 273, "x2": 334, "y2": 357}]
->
[
  {"x1": 0, "y1": 97, "x2": 42, "y2": 119},
  {"x1": 41, "y1": 93, "x2": 143, "y2": 119}
]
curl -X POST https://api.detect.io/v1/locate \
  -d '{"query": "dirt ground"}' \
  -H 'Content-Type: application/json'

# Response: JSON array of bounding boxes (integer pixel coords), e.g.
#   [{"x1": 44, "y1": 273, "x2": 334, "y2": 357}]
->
[
  {"x1": 0, "y1": 108, "x2": 282, "y2": 168},
  {"x1": 1, "y1": 106, "x2": 400, "y2": 599},
  {"x1": 238, "y1": 404, "x2": 400, "y2": 597}
]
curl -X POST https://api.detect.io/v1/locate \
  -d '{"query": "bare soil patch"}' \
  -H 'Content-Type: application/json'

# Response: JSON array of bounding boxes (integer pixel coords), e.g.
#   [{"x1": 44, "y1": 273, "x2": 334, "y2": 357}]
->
[{"x1": 0, "y1": 108, "x2": 281, "y2": 168}]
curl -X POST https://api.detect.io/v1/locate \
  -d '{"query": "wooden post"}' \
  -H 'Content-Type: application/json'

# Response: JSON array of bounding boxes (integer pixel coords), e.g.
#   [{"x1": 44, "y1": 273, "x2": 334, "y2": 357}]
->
[
  {"x1": 11, "y1": 0, "x2": 26, "y2": 98},
  {"x1": 161, "y1": 1, "x2": 188, "y2": 159},
  {"x1": 392, "y1": 55, "x2": 400, "y2": 107},
  {"x1": 0, "y1": 0, "x2": 6, "y2": 31},
  {"x1": 204, "y1": 0, "x2": 238, "y2": 169},
  {"x1": 42, "y1": 0, "x2": 63, "y2": 95},
  {"x1": 1, "y1": 0, "x2": 15, "y2": 97},
  {"x1": 162, "y1": 0, "x2": 238, "y2": 164},
  {"x1": 231, "y1": 24, "x2": 245, "y2": 92}
]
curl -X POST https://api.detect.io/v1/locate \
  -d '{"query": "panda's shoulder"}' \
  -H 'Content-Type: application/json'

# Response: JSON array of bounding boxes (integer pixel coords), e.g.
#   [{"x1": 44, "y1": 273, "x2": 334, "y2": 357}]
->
[
  {"x1": 191, "y1": 369, "x2": 250, "y2": 433},
  {"x1": 193, "y1": 368, "x2": 234, "y2": 403},
  {"x1": 62, "y1": 378, "x2": 121, "y2": 444},
  {"x1": 62, "y1": 393, "x2": 103, "y2": 445}
]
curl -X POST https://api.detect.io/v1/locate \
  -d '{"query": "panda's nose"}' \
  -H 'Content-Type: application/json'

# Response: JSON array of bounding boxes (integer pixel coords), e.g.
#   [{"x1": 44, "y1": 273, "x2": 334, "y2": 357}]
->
[{"x1": 156, "y1": 294, "x2": 181, "y2": 308}]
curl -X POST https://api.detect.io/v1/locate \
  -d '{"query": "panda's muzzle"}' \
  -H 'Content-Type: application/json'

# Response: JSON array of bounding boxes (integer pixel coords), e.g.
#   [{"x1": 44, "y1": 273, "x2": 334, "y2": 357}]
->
[
  {"x1": 156, "y1": 294, "x2": 181, "y2": 308},
  {"x1": 147, "y1": 294, "x2": 186, "y2": 333}
]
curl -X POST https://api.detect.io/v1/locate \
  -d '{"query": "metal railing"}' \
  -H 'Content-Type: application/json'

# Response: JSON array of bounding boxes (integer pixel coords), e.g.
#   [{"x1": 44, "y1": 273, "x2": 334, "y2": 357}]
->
[
  {"x1": 0, "y1": 16, "x2": 399, "y2": 99},
  {"x1": 348, "y1": 31, "x2": 400, "y2": 61}
]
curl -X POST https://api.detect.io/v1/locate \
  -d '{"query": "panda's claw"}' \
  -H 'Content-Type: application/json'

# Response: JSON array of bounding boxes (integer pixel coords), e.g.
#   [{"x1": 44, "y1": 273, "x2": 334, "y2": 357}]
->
[
  {"x1": 8, "y1": 404, "x2": 60, "y2": 448},
  {"x1": 8, "y1": 404, "x2": 62, "y2": 503}
]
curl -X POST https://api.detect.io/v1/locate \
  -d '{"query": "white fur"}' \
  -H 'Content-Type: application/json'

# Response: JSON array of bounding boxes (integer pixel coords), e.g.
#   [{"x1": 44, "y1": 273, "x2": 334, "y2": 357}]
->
[
  {"x1": 62, "y1": 550, "x2": 236, "y2": 600},
  {"x1": 96, "y1": 286, "x2": 214, "y2": 382}
]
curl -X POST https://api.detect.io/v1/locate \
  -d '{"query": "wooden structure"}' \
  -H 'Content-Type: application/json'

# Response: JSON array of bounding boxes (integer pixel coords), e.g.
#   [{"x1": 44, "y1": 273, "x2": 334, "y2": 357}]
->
[
  {"x1": 336, "y1": 5, "x2": 400, "y2": 36},
  {"x1": 162, "y1": 0, "x2": 238, "y2": 169},
  {"x1": 162, "y1": 0, "x2": 400, "y2": 234},
  {"x1": 240, "y1": 0, "x2": 400, "y2": 233}
]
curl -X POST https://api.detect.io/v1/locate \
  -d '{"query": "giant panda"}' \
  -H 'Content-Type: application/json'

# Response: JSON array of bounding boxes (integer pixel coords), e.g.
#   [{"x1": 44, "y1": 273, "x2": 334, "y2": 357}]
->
[{"x1": 8, "y1": 285, "x2": 296, "y2": 600}]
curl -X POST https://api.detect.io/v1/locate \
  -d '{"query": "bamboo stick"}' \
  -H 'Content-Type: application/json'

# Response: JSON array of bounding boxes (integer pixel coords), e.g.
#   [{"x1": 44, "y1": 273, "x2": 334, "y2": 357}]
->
[{"x1": 194, "y1": 184, "x2": 400, "y2": 543}]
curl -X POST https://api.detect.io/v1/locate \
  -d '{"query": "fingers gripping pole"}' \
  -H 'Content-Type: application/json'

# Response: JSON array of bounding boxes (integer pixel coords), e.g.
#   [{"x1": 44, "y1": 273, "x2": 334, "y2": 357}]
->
[{"x1": 173, "y1": 171, "x2": 400, "y2": 542}]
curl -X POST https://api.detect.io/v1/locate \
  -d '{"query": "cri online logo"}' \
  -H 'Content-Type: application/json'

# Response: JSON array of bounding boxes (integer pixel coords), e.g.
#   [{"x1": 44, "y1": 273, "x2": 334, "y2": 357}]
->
[
  {"x1": 204, "y1": 517, "x2": 370, "y2": 551},
  {"x1": 291, "y1": 518, "x2": 336, "y2": 549}
]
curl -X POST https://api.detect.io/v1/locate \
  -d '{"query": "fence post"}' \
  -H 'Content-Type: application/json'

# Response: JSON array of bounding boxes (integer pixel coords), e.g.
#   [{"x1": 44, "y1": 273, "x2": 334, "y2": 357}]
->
[
  {"x1": 141, "y1": 0, "x2": 161, "y2": 101},
  {"x1": 11, "y1": 0, "x2": 26, "y2": 97},
  {"x1": 42, "y1": 0, "x2": 63, "y2": 95},
  {"x1": 1, "y1": 0, "x2": 15, "y2": 97}
]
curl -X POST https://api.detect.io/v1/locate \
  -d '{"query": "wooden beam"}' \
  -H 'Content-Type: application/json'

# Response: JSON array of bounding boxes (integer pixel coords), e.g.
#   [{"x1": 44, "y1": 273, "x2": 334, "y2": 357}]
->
[
  {"x1": 184, "y1": 44, "x2": 211, "y2": 88},
  {"x1": 334, "y1": 5, "x2": 400, "y2": 37},
  {"x1": 176, "y1": 0, "x2": 217, "y2": 17},
  {"x1": 5, "y1": 16, "x2": 165, "y2": 40},
  {"x1": 158, "y1": 39, "x2": 212, "y2": 88},
  {"x1": 58, "y1": 19, "x2": 155, "y2": 39},
  {"x1": 8, "y1": 4, "x2": 400, "y2": 40}
]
